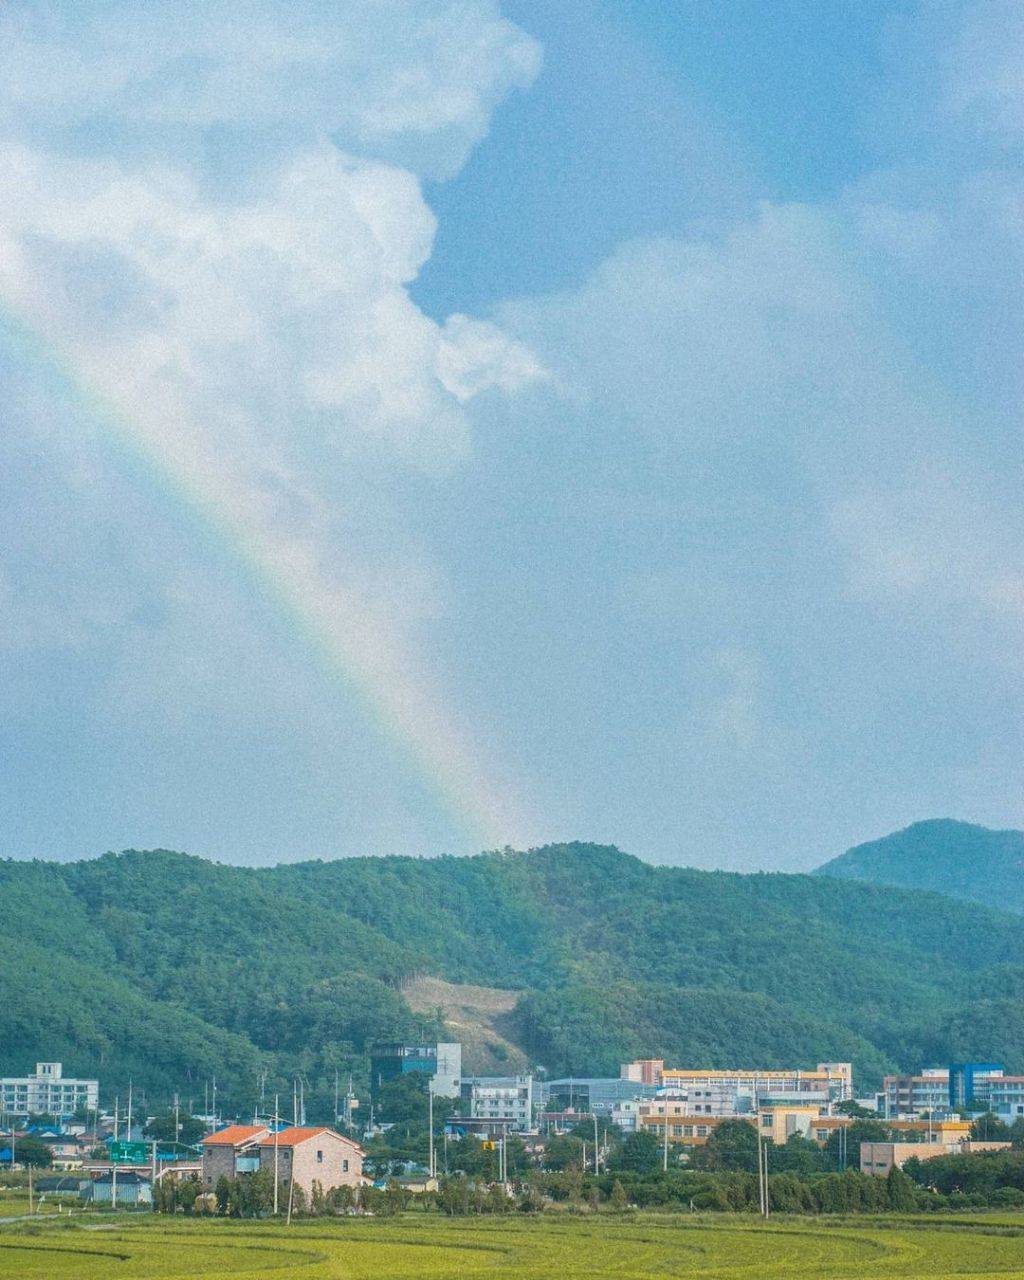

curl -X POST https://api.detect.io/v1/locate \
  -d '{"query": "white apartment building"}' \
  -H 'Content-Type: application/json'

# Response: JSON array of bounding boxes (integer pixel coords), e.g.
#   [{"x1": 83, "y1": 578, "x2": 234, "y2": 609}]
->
[
  {"x1": 460, "y1": 1075, "x2": 533, "y2": 1132},
  {"x1": 0, "y1": 1063, "x2": 99, "y2": 1118}
]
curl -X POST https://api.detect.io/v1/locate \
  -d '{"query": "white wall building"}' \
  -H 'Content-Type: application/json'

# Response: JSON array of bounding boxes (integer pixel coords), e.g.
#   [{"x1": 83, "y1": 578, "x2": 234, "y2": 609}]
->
[
  {"x1": 431, "y1": 1044, "x2": 462, "y2": 1098},
  {"x1": 460, "y1": 1075, "x2": 533, "y2": 1131},
  {"x1": 0, "y1": 1063, "x2": 99, "y2": 1118},
  {"x1": 610, "y1": 1098, "x2": 649, "y2": 1133}
]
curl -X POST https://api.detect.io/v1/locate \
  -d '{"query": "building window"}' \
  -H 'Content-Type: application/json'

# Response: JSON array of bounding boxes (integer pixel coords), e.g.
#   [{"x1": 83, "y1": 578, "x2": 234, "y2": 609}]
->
[
  {"x1": 342, "y1": 1160, "x2": 349, "y2": 1172},
  {"x1": 316, "y1": 1150, "x2": 324, "y2": 1163}
]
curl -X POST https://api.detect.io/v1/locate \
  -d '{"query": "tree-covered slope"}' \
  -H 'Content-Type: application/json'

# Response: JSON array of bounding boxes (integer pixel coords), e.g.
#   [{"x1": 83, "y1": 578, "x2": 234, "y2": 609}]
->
[
  {"x1": 3, "y1": 841, "x2": 1023, "y2": 1110},
  {"x1": 815, "y1": 819, "x2": 1024, "y2": 914}
]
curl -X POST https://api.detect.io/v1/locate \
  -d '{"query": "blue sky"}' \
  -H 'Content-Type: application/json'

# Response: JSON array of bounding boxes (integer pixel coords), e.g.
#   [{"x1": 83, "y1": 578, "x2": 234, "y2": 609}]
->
[{"x1": 1, "y1": 0, "x2": 1021, "y2": 869}]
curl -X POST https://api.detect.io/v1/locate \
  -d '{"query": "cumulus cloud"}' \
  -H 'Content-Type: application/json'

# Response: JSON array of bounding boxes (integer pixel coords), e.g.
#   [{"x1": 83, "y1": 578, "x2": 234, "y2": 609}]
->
[
  {"x1": 0, "y1": 0, "x2": 546, "y2": 845},
  {"x1": 0, "y1": 0, "x2": 542, "y2": 179}
]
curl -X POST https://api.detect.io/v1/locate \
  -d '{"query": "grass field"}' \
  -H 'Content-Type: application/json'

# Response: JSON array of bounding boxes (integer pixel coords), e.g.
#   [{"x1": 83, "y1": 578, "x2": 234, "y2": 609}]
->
[{"x1": 2, "y1": 1212, "x2": 1024, "y2": 1278}]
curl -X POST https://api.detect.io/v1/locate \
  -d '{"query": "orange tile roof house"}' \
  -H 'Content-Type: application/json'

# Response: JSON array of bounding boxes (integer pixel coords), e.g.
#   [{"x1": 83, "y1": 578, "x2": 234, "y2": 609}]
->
[
  {"x1": 201, "y1": 1125, "x2": 269, "y2": 1188},
  {"x1": 258, "y1": 1126, "x2": 365, "y2": 1200},
  {"x1": 202, "y1": 1124, "x2": 365, "y2": 1199}
]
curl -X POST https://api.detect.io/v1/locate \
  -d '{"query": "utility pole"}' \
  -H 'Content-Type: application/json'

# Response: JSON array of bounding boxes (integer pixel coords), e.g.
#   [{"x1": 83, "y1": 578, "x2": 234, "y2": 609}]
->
[
  {"x1": 593, "y1": 1113, "x2": 600, "y2": 1174},
  {"x1": 126, "y1": 1079, "x2": 133, "y2": 1142},
  {"x1": 334, "y1": 1069, "x2": 339, "y2": 1126},
  {"x1": 757, "y1": 1141, "x2": 768, "y2": 1218},
  {"x1": 756, "y1": 1128, "x2": 770, "y2": 1219},
  {"x1": 112, "y1": 1095, "x2": 119, "y2": 1213},
  {"x1": 273, "y1": 1095, "x2": 280, "y2": 1216},
  {"x1": 173, "y1": 1094, "x2": 181, "y2": 1147},
  {"x1": 428, "y1": 1086, "x2": 435, "y2": 1178},
  {"x1": 293, "y1": 1081, "x2": 298, "y2": 1127},
  {"x1": 662, "y1": 1102, "x2": 669, "y2": 1172},
  {"x1": 211, "y1": 1077, "x2": 217, "y2": 1131}
]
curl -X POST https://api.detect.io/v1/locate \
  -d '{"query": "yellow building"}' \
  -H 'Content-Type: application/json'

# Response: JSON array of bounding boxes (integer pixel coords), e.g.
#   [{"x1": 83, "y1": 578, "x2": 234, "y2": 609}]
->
[
  {"x1": 888, "y1": 1119, "x2": 970, "y2": 1144},
  {"x1": 756, "y1": 1104, "x2": 827, "y2": 1145},
  {"x1": 638, "y1": 1112, "x2": 734, "y2": 1146}
]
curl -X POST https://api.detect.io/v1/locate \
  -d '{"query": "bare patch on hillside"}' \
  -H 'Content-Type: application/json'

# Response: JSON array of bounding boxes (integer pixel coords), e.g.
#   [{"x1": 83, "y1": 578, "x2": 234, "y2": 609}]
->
[{"x1": 401, "y1": 976, "x2": 528, "y2": 1074}]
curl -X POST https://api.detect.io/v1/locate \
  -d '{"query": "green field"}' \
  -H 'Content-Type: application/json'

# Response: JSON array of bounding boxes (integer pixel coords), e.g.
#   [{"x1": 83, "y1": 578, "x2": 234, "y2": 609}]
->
[{"x1": 3, "y1": 1213, "x2": 1024, "y2": 1279}]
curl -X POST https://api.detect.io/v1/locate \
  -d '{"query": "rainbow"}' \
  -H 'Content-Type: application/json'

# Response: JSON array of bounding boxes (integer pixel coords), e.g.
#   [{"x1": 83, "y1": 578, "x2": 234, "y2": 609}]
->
[{"x1": 1, "y1": 307, "x2": 528, "y2": 850}]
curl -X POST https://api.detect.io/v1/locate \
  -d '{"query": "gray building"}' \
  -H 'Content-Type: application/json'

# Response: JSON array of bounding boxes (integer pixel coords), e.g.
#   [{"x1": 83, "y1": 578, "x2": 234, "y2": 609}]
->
[
  {"x1": 84, "y1": 1171, "x2": 152, "y2": 1206},
  {"x1": 538, "y1": 1078, "x2": 658, "y2": 1117}
]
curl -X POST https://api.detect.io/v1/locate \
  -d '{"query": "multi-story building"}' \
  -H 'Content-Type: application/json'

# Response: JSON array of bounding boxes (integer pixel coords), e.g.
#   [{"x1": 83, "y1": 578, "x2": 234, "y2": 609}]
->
[
  {"x1": 882, "y1": 1070, "x2": 951, "y2": 1118},
  {"x1": 0, "y1": 1064, "x2": 99, "y2": 1118},
  {"x1": 638, "y1": 1112, "x2": 733, "y2": 1146},
  {"x1": 988, "y1": 1076, "x2": 1024, "y2": 1119},
  {"x1": 459, "y1": 1075, "x2": 533, "y2": 1132},
  {"x1": 948, "y1": 1063, "x2": 1003, "y2": 1109},
  {"x1": 658, "y1": 1064, "x2": 851, "y2": 1114},
  {"x1": 258, "y1": 1126, "x2": 364, "y2": 1198},
  {"x1": 756, "y1": 1103, "x2": 830, "y2": 1145},
  {"x1": 610, "y1": 1099, "x2": 647, "y2": 1133},
  {"x1": 369, "y1": 1043, "x2": 461, "y2": 1099},
  {"x1": 538, "y1": 1077, "x2": 659, "y2": 1117},
  {"x1": 203, "y1": 1123, "x2": 365, "y2": 1198},
  {"x1": 620, "y1": 1060, "x2": 664, "y2": 1086},
  {"x1": 201, "y1": 1124, "x2": 269, "y2": 1187}
]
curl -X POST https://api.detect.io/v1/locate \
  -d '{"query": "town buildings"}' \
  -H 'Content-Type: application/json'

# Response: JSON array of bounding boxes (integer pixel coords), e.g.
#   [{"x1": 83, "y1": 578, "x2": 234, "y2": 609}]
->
[{"x1": 0, "y1": 1063, "x2": 98, "y2": 1119}]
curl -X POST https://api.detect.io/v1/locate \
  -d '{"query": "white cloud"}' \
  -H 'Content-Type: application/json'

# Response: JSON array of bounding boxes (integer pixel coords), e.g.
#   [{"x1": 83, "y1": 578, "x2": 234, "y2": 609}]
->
[
  {"x1": 830, "y1": 469, "x2": 1024, "y2": 626},
  {"x1": 0, "y1": 0, "x2": 547, "y2": 845},
  {"x1": 944, "y1": 0, "x2": 1024, "y2": 138},
  {"x1": 0, "y1": 0, "x2": 542, "y2": 179}
]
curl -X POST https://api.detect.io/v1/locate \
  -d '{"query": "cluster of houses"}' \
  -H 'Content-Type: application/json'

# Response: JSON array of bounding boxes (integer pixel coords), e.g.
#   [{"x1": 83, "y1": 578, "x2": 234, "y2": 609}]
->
[
  {"x1": 373, "y1": 1045, "x2": 1020, "y2": 1177},
  {"x1": 3, "y1": 1052, "x2": 1019, "y2": 1203}
]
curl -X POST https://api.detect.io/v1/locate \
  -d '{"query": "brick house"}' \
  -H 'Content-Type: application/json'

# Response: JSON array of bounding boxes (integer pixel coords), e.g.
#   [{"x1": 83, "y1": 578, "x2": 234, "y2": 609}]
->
[
  {"x1": 259, "y1": 1126, "x2": 364, "y2": 1199},
  {"x1": 201, "y1": 1124, "x2": 270, "y2": 1188}
]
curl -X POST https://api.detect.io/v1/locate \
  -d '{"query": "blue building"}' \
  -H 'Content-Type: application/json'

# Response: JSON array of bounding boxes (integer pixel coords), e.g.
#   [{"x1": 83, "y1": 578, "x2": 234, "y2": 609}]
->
[
  {"x1": 369, "y1": 1043, "x2": 461, "y2": 1100},
  {"x1": 948, "y1": 1063, "x2": 1003, "y2": 1109}
]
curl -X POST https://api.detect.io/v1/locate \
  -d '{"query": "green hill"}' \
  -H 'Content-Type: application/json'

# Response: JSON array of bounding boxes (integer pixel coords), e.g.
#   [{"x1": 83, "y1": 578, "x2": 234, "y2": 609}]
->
[
  {"x1": 3, "y1": 841, "x2": 1023, "y2": 1112},
  {"x1": 815, "y1": 819, "x2": 1024, "y2": 914}
]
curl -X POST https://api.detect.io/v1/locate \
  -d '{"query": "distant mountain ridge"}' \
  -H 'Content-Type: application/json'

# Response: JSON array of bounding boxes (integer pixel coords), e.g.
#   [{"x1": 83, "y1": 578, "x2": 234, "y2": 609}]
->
[
  {"x1": 815, "y1": 819, "x2": 1024, "y2": 914},
  {"x1": 4, "y1": 838, "x2": 1024, "y2": 1111}
]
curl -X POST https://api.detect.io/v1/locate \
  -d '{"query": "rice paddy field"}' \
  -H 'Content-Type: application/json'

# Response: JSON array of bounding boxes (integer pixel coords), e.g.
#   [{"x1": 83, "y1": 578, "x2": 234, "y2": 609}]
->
[{"x1": 3, "y1": 1212, "x2": 1024, "y2": 1279}]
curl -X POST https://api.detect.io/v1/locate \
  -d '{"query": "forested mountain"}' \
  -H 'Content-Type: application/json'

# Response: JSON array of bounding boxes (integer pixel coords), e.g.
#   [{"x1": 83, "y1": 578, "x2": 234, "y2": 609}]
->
[
  {"x1": 816, "y1": 819, "x2": 1024, "y2": 914},
  {"x1": 4, "y1": 841, "x2": 1024, "y2": 1114}
]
